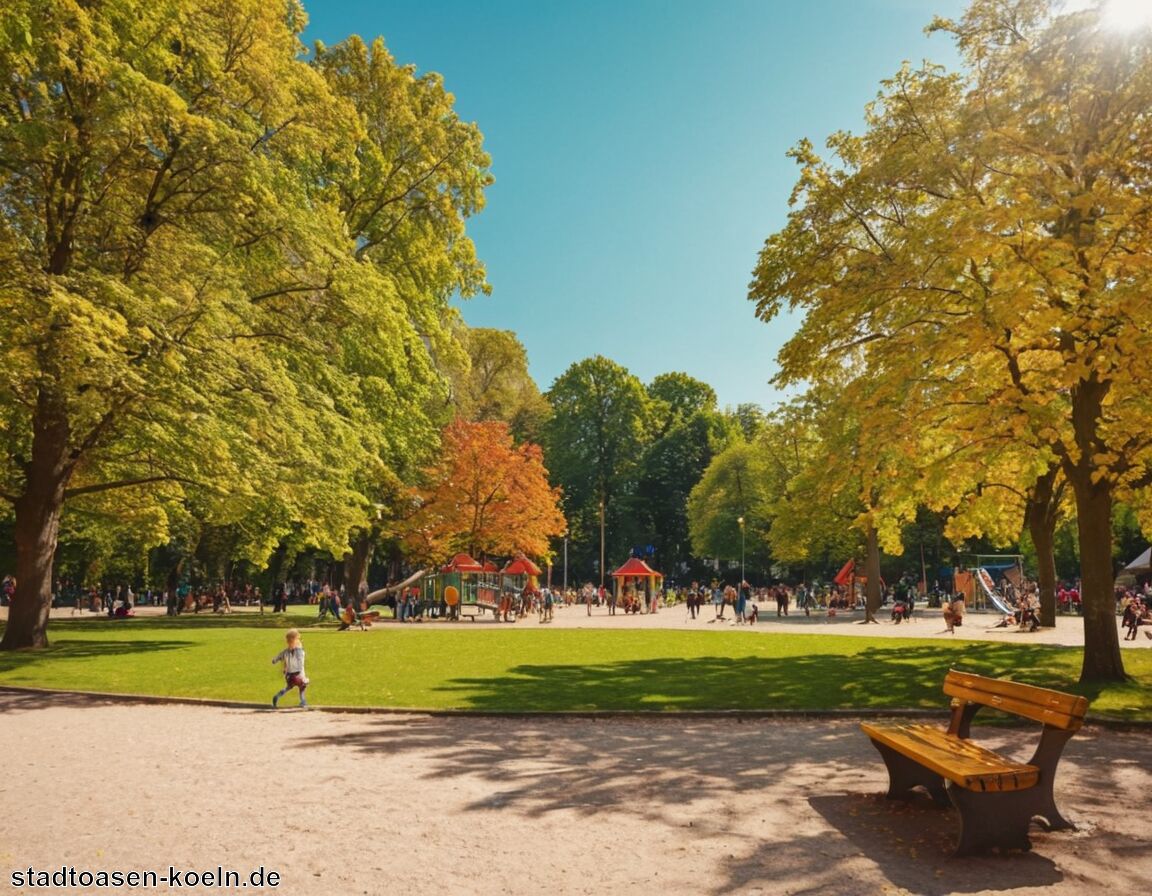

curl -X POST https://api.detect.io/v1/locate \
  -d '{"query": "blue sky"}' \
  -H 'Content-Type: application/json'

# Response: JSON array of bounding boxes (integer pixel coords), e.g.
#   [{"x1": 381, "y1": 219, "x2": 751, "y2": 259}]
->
[{"x1": 304, "y1": 0, "x2": 968, "y2": 410}]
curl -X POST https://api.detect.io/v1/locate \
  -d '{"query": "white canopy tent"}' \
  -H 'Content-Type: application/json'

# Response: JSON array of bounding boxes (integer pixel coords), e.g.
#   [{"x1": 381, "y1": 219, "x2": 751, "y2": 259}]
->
[{"x1": 1122, "y1": 547, "x2": 1151, "y2": 574}]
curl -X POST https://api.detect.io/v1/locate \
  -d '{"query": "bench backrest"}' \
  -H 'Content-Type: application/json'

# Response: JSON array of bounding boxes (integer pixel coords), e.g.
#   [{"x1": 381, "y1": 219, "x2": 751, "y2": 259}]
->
[{"x1": 944, "y1": 669, "x2": 1089, "y2": 731}]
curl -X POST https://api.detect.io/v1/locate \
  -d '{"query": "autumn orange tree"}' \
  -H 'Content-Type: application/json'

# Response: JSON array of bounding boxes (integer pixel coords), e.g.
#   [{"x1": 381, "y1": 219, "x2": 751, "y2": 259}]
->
[{"x1": 403, "y1": 420, "x2": 566, "y2": 563}]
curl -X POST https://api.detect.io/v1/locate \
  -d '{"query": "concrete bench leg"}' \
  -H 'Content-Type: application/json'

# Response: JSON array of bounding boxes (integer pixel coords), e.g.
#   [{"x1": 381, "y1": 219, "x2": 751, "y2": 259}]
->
[
  {"x1": 869, "y1": 740, "x2": 950, "y2": 807},
  {"x1": 947, "y1": 785, "x2": 1040, "y2": 855}
]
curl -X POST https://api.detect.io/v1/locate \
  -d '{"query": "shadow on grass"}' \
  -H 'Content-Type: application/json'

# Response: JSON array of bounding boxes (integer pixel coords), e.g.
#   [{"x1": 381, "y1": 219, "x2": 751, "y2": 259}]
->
[
  {"x1": 0, "y1": 638, "x2": 192, "y2": 674},
  {"x1": 11, "y1": 613, "x2": 303, "y2": 634},
  {"x1": 431, "y1": 644, "x2": 1095, "y2": 714}
]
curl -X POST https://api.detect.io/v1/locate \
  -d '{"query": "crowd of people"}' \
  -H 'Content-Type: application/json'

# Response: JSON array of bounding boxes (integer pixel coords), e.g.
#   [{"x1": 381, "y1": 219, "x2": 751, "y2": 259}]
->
[{"x1": 9, "y1": 568, "x2": 1152, "y2": 646}]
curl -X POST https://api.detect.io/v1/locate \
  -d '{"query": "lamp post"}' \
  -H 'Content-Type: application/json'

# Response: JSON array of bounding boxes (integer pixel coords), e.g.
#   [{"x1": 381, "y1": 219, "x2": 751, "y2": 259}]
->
[
  {"x1": 737, "y1": 516, "x2": 745, "y2": 585},
  {"x1": 599, "y1": 496, "x2": 606, "y2": 589}
]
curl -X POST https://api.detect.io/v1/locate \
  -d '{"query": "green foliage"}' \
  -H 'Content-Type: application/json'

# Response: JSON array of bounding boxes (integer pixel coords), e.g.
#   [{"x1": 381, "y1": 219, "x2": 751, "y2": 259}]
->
[
  {"x1": 0, "y1": 1, "x2": 492, "y2": 647},
  {"x1": 748, "y1": 0, "x2": 1152, "y2": 678},
  {"x1": 637, "y1": 373, "x2": 729, "y2": 576},
  {"x1": 448, "y1": 327, "x2": 550, "y2": 442},
  {"x1": 543, "y1": 356, "x2": 653, "y2": 574},
  {"x1": 687, "y1": 440, "x2": 773, "y2": 572}
]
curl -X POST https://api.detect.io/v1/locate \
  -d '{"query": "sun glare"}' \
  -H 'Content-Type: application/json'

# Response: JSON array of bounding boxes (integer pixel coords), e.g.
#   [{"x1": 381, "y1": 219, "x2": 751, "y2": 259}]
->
[{"x1": 1101, "y1": 0, "x2": 1152, "y2": 32}]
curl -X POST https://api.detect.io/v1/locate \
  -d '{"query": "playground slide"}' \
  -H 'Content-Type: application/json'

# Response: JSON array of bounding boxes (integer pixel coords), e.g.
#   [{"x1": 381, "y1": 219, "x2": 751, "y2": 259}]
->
[
  {"x1": 365, "y1": 568, "x2": 427, "y2": 607},
  {"x1": 975, "y1": 568, "x2": 1015, "y2": 616}
]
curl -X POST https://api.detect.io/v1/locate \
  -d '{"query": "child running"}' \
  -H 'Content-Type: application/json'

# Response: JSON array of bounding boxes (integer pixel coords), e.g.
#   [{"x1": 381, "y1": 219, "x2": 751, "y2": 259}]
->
[{"x1": 271, "y1": 628, "x2": 309, "y2": 708}]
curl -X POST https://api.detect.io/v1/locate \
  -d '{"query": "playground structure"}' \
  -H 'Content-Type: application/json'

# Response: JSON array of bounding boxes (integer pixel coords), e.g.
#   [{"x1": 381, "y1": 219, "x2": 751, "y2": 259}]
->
[
  {"x1": 954, "y1": 555, "x2": 1021, "y2": 615},
  {"x1": 611, "y1": 557, "x2": 663, "y2": 613},
  {"x1": 415, "y1": 553, "x2": 497, "y2": 620},
  {"x1": 498, "y1": 555, "x2": 542, "y2": 620},
  {"x1": 434, "y1": 553, "x2": 487, "y2": 620},
  {"x1": 408, "y1": 553, "x2": 544, "y2": 622},
  {"x1": 831, "y1": 559, "x2": 875, "y2": 609}
]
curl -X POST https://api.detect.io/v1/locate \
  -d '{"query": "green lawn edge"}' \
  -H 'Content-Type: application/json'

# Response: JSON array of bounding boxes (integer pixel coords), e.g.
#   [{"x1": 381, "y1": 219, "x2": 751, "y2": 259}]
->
[{"x1": 2, "y1": 614, "x2": 1149, "y2": 721}]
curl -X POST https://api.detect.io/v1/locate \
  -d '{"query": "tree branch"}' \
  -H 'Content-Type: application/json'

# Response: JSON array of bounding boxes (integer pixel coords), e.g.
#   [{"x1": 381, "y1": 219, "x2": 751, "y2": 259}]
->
[{"x1": 64, "y1": 475, "x2": 197, "y2": 500}]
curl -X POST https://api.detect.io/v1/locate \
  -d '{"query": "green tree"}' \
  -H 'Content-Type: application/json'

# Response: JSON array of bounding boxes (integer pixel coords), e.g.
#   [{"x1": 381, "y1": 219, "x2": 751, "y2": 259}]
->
[
  {"x1": 449, "y1": 327, "x2": 550, "y2": 442},
  {"x1": 543, "y1": 356, "x2": 652, "y2": 583},
  {"x1": 750, "y1": 0, "x2": 1152, "y2": 680},
  {"x1": 311, "y1": 35, "x2": 493, "y2": 596},
  {"x1": 757, "y1": 390, "x2": 866, "y2": 583},
  {"x1": 637, "y1": 373, "x2": 728, "y2": 577},
  {"x1": 0, "y1": 2, "x2": 492, "y2": 646},
  {"x1": 687, "y1": 439, "x2": 774, "y2": 578}
]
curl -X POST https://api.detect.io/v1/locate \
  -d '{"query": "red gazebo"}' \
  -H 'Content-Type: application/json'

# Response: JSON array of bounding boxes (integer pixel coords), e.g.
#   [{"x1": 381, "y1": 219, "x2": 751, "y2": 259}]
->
[
  {"x1": 496, "y1": 554, "x2": 543, "y2": 622},
  {"x1": 611, "y1": 557, "x2": 664, "y2": 612}
]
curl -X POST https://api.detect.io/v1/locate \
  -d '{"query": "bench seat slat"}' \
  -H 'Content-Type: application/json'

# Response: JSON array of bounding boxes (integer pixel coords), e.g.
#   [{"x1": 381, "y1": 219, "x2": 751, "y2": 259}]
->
[{"x1": 860, "y1": 722, "x2": 1040, "y2": 792}]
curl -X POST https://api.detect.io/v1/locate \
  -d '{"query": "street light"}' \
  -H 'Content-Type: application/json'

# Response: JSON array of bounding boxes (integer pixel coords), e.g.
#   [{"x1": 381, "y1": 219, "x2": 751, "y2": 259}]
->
[
  {"x1": 737, "y1": 516, "x2": 745, "y2": 585},
  {"x1": 599, "y1": 496, "x2": 606, "y2": 589}
]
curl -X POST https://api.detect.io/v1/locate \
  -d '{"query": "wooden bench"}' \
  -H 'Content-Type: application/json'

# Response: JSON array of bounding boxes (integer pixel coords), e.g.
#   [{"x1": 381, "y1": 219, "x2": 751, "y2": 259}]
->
[{"x1": 860, "y1": 669, "x2": 1089, "y2": 856}]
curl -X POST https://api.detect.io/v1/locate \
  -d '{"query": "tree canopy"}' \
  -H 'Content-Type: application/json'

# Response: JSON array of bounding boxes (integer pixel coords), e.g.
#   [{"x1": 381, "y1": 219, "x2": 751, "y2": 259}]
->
[
  {"x1": 749, "y1": 0, "x2": 1152, "y2": 680},
  {"x1": 0, "y1": 0, "x2": 491, "y2": 647},
  {"x1": 404, "y1": 419, "x2": 566, "y2": 563}
]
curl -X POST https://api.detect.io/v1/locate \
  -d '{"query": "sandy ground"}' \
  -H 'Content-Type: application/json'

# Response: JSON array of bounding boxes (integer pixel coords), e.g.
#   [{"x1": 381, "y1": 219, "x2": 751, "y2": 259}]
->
[
  {"x1": 1, "y1": 605, "x2": 1150, "y2": 895},
  {"x1": 1, "y1": 692, "x2": 1149, "y2": 896}
]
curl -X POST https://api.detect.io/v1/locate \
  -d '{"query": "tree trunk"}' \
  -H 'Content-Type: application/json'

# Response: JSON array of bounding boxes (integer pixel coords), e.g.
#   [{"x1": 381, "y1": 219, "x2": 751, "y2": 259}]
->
[
  {"x1": 1068, "y1": 472, "x2": 1126, "y2": 682},
  {"x1": 1026, "y1": 466, "x2": 1061, "y2": 628},
  {"x1": 1060, "y1": 375, "x2": 1126, "y2": 682},
  {"x1": 344, "y1": 530, "x2": 374, "y2": 599},
  {"x1": 1029, "y1": 516, "x2": 1058, "y2": 628},
  {"x1": 1, "y1": 399, "x2": 72, "y2": 650},
  {"x1": 863, "y1": 523, "x2": 882, "y2": 623},
  {"x1": 266, "y1": 543, "x2": 287, "y2": 592}
]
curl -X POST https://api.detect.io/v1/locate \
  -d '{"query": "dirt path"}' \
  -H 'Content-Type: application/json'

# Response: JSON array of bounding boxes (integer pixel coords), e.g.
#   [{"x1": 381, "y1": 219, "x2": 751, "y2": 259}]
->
[{"x1": 1, "y1": 690, "x2": 1149, "y2": 896}]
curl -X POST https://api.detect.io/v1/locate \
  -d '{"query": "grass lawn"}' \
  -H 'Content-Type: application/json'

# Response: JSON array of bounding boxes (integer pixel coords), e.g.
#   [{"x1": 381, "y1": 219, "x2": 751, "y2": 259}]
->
[{"x1": 1, "y1": 612, "x2": 1150, "y2": 720}]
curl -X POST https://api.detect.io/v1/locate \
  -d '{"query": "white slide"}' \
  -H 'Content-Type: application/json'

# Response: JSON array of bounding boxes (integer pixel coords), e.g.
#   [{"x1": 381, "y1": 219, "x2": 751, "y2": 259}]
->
[{"x1": 975, "y1": 568, "x2": 1015, "y2": 616}]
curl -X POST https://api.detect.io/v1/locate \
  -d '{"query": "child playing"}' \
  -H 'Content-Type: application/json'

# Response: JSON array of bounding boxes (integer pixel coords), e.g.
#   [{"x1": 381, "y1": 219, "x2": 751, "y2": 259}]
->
[{"x1": 271, "y1": 628, "x2": 309, "y2": 708}]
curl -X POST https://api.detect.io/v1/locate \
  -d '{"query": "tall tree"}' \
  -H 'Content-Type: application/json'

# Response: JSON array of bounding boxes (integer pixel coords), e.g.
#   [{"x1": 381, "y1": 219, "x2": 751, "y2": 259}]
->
[
  {"x1": 312, "y1": 35, "x2": 494, "y2": 596},
  {"x1": 750, "y1": 0, "x2": 1152, "y2": 680},
  {"x1": 543, "y1": 357, "x2": 652, "y2": 582},
  {"x1": 0, "y1": 2, "x2": 492, "y2": 646},
  {"x1": 686, "y1": 439, "x2": 775, "y2": 577},
  {"x1": 637, "y1": 373, "x2": 728, "y2": 576},
  {"x1": 403, "y1": 419, "x2": 566, "y2": 563}
]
